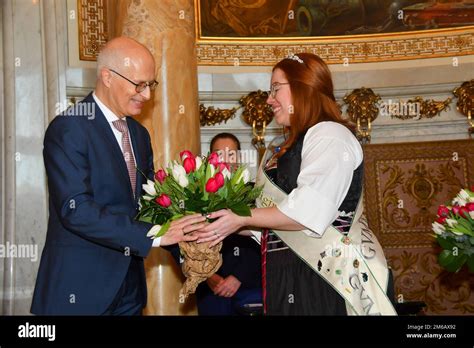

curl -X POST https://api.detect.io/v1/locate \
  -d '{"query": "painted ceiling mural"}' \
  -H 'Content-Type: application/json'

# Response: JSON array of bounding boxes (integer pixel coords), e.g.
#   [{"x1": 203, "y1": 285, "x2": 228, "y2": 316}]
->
[{"x1": 198, "y1": 0, "x2": 474, "y2": 38}]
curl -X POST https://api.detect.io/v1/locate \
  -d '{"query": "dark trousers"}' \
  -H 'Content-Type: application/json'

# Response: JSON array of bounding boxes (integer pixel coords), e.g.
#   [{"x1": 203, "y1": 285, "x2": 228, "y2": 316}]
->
[
  {"x1": 102, "y1": 257, "x2": 144, "y2": 315},
  {"x1": 196, "y1": 287, "x2": 262, "y2": 316}
]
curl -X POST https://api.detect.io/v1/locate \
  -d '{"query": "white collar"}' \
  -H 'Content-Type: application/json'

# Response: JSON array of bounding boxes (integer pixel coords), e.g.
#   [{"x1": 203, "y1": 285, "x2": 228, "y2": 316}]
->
[{"x1": 92, "y1": 92, "x2": 124, "y2": 124}]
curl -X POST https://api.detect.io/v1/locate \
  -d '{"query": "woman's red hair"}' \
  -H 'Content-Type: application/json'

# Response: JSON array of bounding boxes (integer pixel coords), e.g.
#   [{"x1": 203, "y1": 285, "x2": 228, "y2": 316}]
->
[{"x1": 272, "y1": 53, "x2": 353, "y2": 158}]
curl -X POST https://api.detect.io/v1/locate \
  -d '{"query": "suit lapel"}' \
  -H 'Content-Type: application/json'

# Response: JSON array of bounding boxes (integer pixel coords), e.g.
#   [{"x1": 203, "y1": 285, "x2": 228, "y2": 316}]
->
[{"x1": 88, "y1": 94, "x2": 135, "y2": 201}]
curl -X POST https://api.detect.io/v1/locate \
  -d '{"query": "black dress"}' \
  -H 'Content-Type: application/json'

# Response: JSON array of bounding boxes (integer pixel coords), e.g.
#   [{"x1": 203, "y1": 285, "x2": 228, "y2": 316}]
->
[{"x1": 264, "y1": 132, "x2": 364, "y2": 315}]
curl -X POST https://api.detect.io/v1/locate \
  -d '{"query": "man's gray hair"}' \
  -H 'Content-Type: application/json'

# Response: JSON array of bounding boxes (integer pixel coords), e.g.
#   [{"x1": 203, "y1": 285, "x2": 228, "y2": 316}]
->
[{"x1": 96, "y1": 45, "x2": 122, "y2": 78}]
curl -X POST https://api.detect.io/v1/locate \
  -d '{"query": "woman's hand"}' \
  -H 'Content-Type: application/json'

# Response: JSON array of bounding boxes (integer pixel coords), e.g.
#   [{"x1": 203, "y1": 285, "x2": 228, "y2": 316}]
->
[{"x1": 196, "y1": 209, "x2": 247, "y2": 246}]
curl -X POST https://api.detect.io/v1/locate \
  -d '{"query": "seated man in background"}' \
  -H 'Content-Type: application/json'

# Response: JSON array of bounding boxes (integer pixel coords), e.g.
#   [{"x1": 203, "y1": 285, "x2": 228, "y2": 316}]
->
[{"x1": 195, "y1": 133, "x2": 262, "y2": 315}]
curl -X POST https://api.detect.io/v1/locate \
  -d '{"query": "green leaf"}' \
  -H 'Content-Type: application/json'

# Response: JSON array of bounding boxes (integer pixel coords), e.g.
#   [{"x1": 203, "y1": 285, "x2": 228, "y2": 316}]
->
[
  {"x1": 230, "y1": 202, "x2": 251, "y2": 216},
  {"x1": 230, "y1": 166, "x2": 245, "y2": 186},
  {"x1": 155, "y1": 220, "x2": 171, "y2": 238},
  {"x1": 438, "y1": 250, "x2": 468, "y2": 272},
  {"x1": 436, "y1": 236, "x2": 456, "y2": 250},
  {"x1": 450, "y1": 224, "x2": 474, "y2": 237},
  {"x1": 456, "y1": 219, "x2": 474, "y2": 236}
]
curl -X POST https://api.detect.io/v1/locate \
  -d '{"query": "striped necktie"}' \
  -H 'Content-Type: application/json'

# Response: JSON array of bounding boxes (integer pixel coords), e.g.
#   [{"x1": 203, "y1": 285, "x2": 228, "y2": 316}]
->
[{"x1": 112, "y1": 119, "x2": 136, "y2": 197}]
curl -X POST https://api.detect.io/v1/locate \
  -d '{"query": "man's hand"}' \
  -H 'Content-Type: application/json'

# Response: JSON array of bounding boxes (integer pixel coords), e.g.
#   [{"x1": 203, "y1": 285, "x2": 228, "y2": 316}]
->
[
  {"x1": 214, "y1": 275, "x2": 241, "y2": 298},
  {"x1": 206, "y1": 274, "x2": 224, "y2": 293},
  {"x1": 160, "y1": 214, "x2": 207, "y2": 246}
]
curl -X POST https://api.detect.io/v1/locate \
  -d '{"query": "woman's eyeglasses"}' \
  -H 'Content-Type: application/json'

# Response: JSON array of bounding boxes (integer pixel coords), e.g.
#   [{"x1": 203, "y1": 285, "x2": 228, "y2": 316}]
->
[{"x1": 269, "y1": 82, "x2": 290, "y2": 98}]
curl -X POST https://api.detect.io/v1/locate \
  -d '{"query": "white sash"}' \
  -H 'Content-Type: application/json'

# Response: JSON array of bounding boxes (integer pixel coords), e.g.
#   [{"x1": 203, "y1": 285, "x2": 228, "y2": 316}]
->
[{"x1": 256, "y1": 150, "x2": 397, "y2": 315}]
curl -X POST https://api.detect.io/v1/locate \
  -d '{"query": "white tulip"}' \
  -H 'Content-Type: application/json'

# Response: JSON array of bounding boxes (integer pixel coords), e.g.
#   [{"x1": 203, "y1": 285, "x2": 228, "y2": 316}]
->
[
  {"x1": 195, "y1": 156, "x2": 202, "y2": 170},
  {"x1": 445, "y1": 218, "x2": 458, "y2": 228},
  {"x1": 453, "y1": 197, "x2": 467, "y2": 207},
  {"x1": 143, "y1": 180, "x2": 157, "y2": 196},
  {"x1": 469, "y1": 211, "x2": 474, "y2": 219},
  {"x1": 147, "y1": 224, "x2": 162, "y2": 238},
  {"x1": 172, "y1": 163, "x2": 189, "y2": 188},
  {"x1": 459, "y1": 189, "x2": 470, "y2": 200},
  {"x1": 432, "y1": 222, "x2": 445, "y2": 235}
]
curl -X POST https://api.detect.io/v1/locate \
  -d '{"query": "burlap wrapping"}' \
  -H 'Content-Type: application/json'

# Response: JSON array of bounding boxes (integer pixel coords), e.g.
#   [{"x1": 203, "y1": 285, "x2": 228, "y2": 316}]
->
[{"x1": 178, "y1": 239, "x2": 223, "y2": 298}]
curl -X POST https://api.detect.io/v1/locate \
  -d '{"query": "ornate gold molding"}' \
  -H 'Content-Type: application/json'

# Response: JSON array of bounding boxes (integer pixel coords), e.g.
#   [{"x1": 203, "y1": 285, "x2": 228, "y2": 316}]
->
[
  {"x1": 195, "y1": 6, "x2": 474, "y2": 67},
  {"x1": 78, "y1": 0, "x2": 109, "y2": 61}
]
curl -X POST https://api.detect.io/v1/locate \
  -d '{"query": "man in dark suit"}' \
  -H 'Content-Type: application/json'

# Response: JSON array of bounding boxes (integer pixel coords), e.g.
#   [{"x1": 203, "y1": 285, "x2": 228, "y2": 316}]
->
[
  {"x1": 195, "y1": 133, "x2": 262, "y2": 315},
  {"x1": 31, "y1": 37, "x2": 205, "y2": 315}
]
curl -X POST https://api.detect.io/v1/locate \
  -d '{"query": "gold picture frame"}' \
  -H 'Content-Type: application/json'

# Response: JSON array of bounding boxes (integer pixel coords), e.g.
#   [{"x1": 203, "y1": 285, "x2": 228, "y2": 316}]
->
[{"x1": 194, "y1": 0, "x2": 474, "y2": 66}]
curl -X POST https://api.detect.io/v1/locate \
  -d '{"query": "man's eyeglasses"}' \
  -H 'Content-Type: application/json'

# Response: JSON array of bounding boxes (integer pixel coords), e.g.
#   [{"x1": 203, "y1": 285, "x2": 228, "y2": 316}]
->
[
  {"x1": 268, "y1": 82, "x2": 290, "y2": 98},
  {"x1": 109, "y1": 69, "x2": 159, "y2": 93}
]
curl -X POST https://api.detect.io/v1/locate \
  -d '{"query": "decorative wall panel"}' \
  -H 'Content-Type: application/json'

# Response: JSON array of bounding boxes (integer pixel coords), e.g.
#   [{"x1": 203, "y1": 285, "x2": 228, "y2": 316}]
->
[{"x1": 364, "y1": 139, "x2": 474, "y2": 314}]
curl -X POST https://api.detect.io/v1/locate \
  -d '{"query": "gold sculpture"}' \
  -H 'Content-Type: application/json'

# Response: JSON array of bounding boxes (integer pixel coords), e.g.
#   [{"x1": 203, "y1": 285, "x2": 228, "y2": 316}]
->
[
  {"x1": 389, "y1": 96, "x2": 452, "y2": 120},
  {"x1": 199, "y1": 104, "x2": 239, "y2": 126},
  {"x1": 199, "y1": 90, "x2": 274, "y2": 163},
  {"x1": 239, "y1": 90, "x2": 274, "y2": 163},
  {"x1": 343, "y1": 87, "x2": 381, "y2": 143},
  {"x1": 453, "y1": 80, "x2": 474, "y2": 134}
]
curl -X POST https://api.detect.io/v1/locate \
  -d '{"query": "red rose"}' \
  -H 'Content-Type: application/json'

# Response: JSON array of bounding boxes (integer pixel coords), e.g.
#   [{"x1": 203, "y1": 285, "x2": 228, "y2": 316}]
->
[
  {"x1": 437, "y1": 205, "x2": 450, "y2": 218},
  {"x1": 466, "y1": 202, "x2": 474, "y2": 212},
  {"x1": 205, "y1": 178, "x2": 219, "y2": 193},
  {"x1": 208, "y1": 152, "x2": 220, "y2": 167},
  {"x1": 154, "y1": 169, "x2": 167, "y2": 184},
  {"x1": 459, "y1": 206, "x2": 470, "y2": 219},
  {"x1": 215, "y1": 172, "x2": 225, "y2": 188},
  {"x1": 436, "y1": 216, "x2": 447, "y2": 224},
  {"x1": 183, "y1": 157, "x2": 196, "y2": 174},
  {"x1": 155, "y1": 194, "x2": 171, "y2": 208},
  {"x1": 179, "y1": 150, "x2": 194, "y2": 161}
]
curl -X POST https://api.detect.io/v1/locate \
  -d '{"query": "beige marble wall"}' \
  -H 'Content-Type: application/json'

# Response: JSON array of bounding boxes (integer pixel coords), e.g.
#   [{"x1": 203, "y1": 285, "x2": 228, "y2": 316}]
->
[{"x1": 114, "y1": 0, "x2": 200, "y2": 315}]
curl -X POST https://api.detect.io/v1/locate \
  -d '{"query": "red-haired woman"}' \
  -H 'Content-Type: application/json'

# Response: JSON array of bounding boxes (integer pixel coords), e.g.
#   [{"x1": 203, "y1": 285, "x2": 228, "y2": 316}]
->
[{"x1": 197, "y1": 53, "x2": 395, "y2": 316}]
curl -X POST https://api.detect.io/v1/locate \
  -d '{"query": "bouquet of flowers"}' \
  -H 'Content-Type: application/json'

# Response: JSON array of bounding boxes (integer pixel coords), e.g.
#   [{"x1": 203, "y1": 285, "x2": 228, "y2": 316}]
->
[
  {"x1": 432, "y1": 187, "x2": 474, "y2": 273},
  {"x1": 136, "y1": 150, "x2": 262, "y2": 298}
]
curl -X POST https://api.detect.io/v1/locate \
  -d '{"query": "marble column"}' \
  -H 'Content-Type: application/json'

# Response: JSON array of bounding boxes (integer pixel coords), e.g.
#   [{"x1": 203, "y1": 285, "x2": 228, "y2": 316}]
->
[
  {"x1": 114, "y1": 0, "x2": 201, "y2": 315},
  {"x1": 1, "y1": 0, "x2": 52, "y2": 314}
]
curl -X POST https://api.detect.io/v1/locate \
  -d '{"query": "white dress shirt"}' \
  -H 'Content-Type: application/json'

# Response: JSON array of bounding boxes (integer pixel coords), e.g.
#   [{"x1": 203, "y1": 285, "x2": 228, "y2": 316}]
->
[{"x1": 93, "y1": 92, "x2": 162, "y2": 247}]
